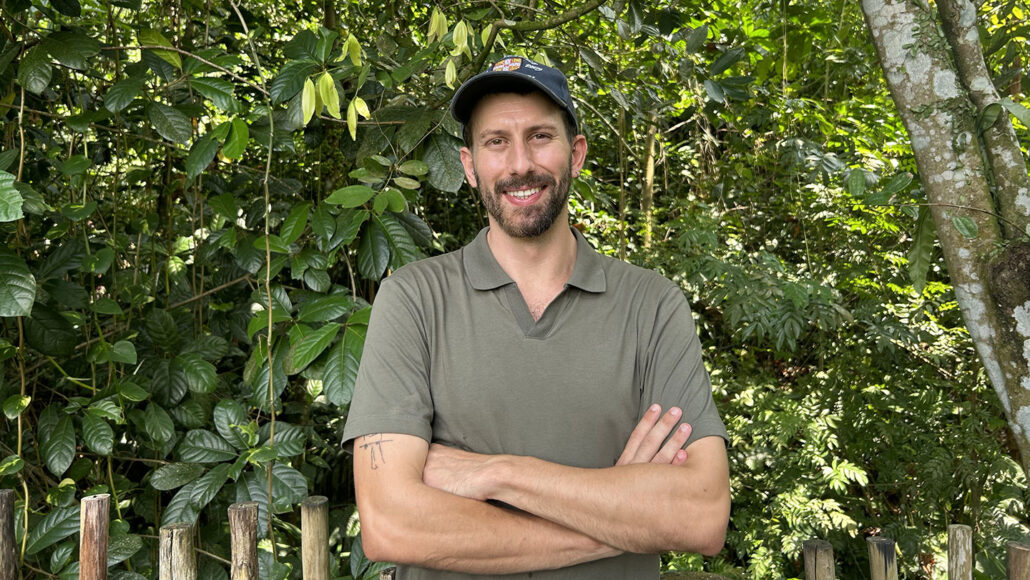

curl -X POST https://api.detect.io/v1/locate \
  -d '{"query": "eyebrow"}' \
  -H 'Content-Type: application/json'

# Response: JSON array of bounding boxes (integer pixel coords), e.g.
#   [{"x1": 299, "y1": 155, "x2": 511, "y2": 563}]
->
[{"x1": 476, "y1": 123, "x2": 561, "y2": 141}]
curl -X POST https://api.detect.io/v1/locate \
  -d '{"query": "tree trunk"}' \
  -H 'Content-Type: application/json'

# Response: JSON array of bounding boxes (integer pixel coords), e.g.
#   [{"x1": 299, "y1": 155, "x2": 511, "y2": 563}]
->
[{"x1": 861, "y1": 0, "x2": 1030, "y2": 473}]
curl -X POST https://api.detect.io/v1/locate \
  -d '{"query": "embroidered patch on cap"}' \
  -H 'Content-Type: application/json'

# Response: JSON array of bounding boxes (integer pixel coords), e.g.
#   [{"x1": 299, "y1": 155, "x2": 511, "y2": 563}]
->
[{"x1": 491, "y1": 57, "x2": 523, "y2": 71}]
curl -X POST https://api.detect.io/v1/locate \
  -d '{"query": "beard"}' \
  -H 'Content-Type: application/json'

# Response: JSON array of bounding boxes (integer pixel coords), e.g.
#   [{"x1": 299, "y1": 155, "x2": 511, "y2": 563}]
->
[{"x1": 474, "y1": 159, "x2": 572, "y2": 239}]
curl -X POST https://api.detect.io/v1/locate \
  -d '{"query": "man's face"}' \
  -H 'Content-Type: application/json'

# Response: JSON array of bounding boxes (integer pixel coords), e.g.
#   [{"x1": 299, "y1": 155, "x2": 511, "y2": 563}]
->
[{"x1": 459, "y1": 91, "x2": 587, "y2": 239}]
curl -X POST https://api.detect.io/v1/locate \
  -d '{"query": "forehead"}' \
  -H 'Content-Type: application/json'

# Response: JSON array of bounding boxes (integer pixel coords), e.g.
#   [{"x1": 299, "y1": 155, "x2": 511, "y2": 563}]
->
[{"x1": 467, "y1": 91, "x2": 564, "y2": 132}]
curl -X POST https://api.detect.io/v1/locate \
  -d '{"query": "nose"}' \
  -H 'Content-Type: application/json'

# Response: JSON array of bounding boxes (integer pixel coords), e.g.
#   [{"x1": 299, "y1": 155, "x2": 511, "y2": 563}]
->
[{"x1": 507, "y1": 140, "x2": 535, "y2": 176}]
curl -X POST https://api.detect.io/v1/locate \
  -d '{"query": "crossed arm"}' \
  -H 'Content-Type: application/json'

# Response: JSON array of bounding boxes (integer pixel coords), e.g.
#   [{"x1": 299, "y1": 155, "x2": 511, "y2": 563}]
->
[{"x1": 353, "y1": 405, "x2": 730, "y2": 574}]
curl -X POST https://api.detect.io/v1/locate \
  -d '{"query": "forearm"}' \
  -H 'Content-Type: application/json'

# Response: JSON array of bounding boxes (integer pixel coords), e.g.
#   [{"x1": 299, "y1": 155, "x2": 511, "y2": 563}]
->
[
  {"x1": 354, "y1": 435, "x2": 620, "y2": 574},
  {"x1": 480, "y1": 438, "x2": 730, "y2": 555}
]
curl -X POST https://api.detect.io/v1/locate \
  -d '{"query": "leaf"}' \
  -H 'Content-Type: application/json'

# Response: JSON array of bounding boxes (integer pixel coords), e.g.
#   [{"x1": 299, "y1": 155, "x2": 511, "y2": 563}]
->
[
  {"x1": 3, "y1": 394, "x2": 29, "y2": 419},
  {"x1": 49, "y1": 0, "x2": 81, "y2": 16},
  {"x1": 26, "y1": 506, "x2": 79, "y2": 555},
  {"x1": 117, "y1": 381, "x2": 149, "y2": 402},
  {"x1": 25, "y1": 306, "x2": 77, "y2": 356},
  {"x1": 847, "y1": 169, "x2": 866, "y2": 198},
  {"x1": 1001, "y1": 97, "x2": 1030, "y2": 126},
  {"x1": 17, "y1": 45, "x2": 52, "y2": 95},
  {"x1": 0, "y1": 170, "x2": 24, "y2": 222},
  {"x1": 424, "y1": 134, "x2": 464, "y2": 193},
  {"x1": 151, "y1": 462, "x2": 206, "y2": 490},
  {"x1": 323, "y1": 324, "x2": 365, "y2": 406},
  {"x1": 0, "y1": 249, "x2": 35, "y2": 318},
  {"x1": 58, "y1": 155, "x2": 91, "y2": 176},
  {"x1": 145, "y1": 309, "x2": 182, "y2": 353},
  {"x1": 979, "y1": 102, "x2": 1003, "y2": 133},
  {"x1": 185, "y1": 133, "x2": 222, "y2": 180},
  {"x1": 445, "y1": 59, "x2": 457, "y2": 89},
  {"x1": 377, "y1": 213, "x2": 420, "y2": 267},
  {"x1": 345, "y1": 34, "x2": 361, "y2": 66},
  {"x1": 269, "y1": 463, "x2": 308, "y2": 509},
  {"x1": 106, "y1": 534, "x2": 143, "y2": 567},
  {"x1": 392, "y1": 176, "x2": 420, "y2": 190},
  {"x1": 222, "y1": 118, "x2": 249, "y2": 159},
  {"x1": 139, "y1": 29, "x2": 181, "y2": 69},
  {"x1": 326, "y1": 184, "x2": 376, "y2": 208},
  {"x1": 178, "y1": 429, "x2": 237, "y2": 463},
  {"x1": 871, "y1": 171, "x2": 913, "y2": 204},
  {"x1": 0, "y1": 455, "x2": 24, "y2": 477},
  {"x1": 161, "y1": 482, "x2": 201, "y2": 526},
  {"x1": 302, "y1": 77, "x2": 317, "y2": 125},
  {"x1": 398, "y1": 160, "x2": 429, "y2": 176},
  {"x1": 710, "y1": 47, "x2": 745, "y2": 76},
  {"x1": 82, "y1": 414, "x2": 114, "y2": 455},
  {"x1": 357, "y1": 220, "x2": 390, "y2": 279},
  {"x1": 347, "y1": 97, "x2": 358, "y2": 140},
  {"x1": 42, "y1": 30, "x2": 100, "y2": 70},
  {"x1": 908, "y1": 206, "x2": 936, "y2": 295},
  {"x1": 269, "y1": 59, "x2": 320, "y2": 104},
  {"x1": 41, "y1": 415, "x2": 75, "y2": 477},
  {"x1": 279, "y1": 202, "x2": 310, "y2": 245},
  {"x1": 318, "y1": 72, "x2": 341, "y2": 119},
  {"x1": 952, "y1": 215, "x2": 979, "y2": 239},
  {"x1": 83, "y1": 247, "x2": 115, "y2": 274},
  {"x1": 214, "y1": 399, "x2": 251, "y2": 450},
  {"x1": 298, "y1": 294, "x2": 354, "y2": 323},
  {"x1": 191, "y1": 76, "x2": 237, "y2": 112},
  {"x1": 144, "y1": 403, "x2": 175, "y2": 442},
  {"x1": 108, "y1": 341, "x2": 137, "y2": 364},
  {"x1": 175, "y1": 352, "x2": 218, "y2": 393},
  {"x1": 352, "y1": 96, "x2": 370, "y2": 119},
  {"x1": 703, "y1": 79, "x2": 725, "y2": 104},
  {"x1": 286, "y1": 322, "x2": 340, "y2": 374},
  {"x1": 190, "y1": 463, "x2": 231, "y2": 509},
  {"x1": 148, "y1": 103, "x2": 193, "y2": 144}
]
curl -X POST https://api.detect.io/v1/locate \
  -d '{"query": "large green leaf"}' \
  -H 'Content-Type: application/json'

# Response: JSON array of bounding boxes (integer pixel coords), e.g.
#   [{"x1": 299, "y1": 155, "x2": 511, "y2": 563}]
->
[
  {"x1": 357, "y1": 220, "x2": 390, "y2": 280},
  {"x1": 26, "y1": 506, "x2": 79, "y2": 555},
  {"x1": 144, "y1": 402, "x2": 175, "y2": 443},
  {"x1": 0, "y1": 248, "x2": 35, "y2": 317},
  {"x1": 377, "y1": 212, "x2": 420, "y2": 268},
  {"x1": 42, "y1": 30, "x2": 100, "y2": 70},
  {"x1": 908, "y1": 206, "x2": 936, "y2": 295},
  {"x1": 161, "y1": 481, "x2": 201, "y2": 526},
  {"x1": 145, "y1": 308, "x2": 182, "y2": 353},
  {"x1": 298, "y1": 293, "x2": 355, "y2": 323},
  {"x1": 150, "y1": 462, "x2": 206, "y2": 490},
  {"x1": 82, "y1": 414, "x2": 114, "y2": 455},
  {"x1": 269, "y1": 463, "x2": 308, "y2": 509},
  {"x1": 41, "y1": 415, "x2": 75, "y2": 477},
  {"x1": 0, "y1": 170, "x2": 24, "y2": 222},
  {"x1": 106, "y1": 534, "x2": 143, "y2": 567},
  {"x1": 25, "y1": 305, "x2": 77, "y2": 356},
  {"x1": 149, "y1": 360, "x2": 188, "y2": 407},
  {"x1": 325, "y1": 184, "x2": 376, "y2": 208},
  {"x1": 279, "y1": 202, "x2": 310, "y2": 245},
  {"x1": 258, "y1": 422, "x2": 307, "y2": 458},
  {"x1": 185, "y1": 132, "x2": 222, "y2": 180},
  {"x1": 139, "y1": 29, "x2": 181, "y2": 68},
  {"x1": 269, "y1": 59, "x2": 320, "y2": 104},
  {"x1": 17, "y1": 45, "x2": 52, "y2": 95},
  {"x1": 189, "y1": 463, "x2": 231, "y2": 509},
  {"x1": 191, "y1": 76, "x2": 237, "y2": 112},
  {"x1": 178, "y1": 429, "x2": 236, "y2": 463},
  {"x1": 423, "y1": 134, "x2": 465, "y2": 193},
  {"x1": 148, "y1": 103, "x2": 192, "y2": 144},
  {"x1": 175, "y1": 352, "x2": 218, "y2": 394},
  {"x1": 286, "y1": 322, "x2": 340, "y2": 374},
  {"x1": 49, "y1": 0, "x2": 81, "y2": 17},
  {"x1": 221, "y1": 118, "x2": 249, "y2": 159},
  {"x1": 323, "y1": 324, "x2": 365, "y2": 407},
  {"x1": 214, "y1": 399, "x2": 252, "y2": 450}
]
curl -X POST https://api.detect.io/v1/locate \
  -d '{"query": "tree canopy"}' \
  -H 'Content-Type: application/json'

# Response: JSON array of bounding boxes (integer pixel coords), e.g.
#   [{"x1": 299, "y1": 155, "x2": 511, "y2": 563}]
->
[{"x1": 0, "y1": 0, "x2": 1027, "y2": 578}]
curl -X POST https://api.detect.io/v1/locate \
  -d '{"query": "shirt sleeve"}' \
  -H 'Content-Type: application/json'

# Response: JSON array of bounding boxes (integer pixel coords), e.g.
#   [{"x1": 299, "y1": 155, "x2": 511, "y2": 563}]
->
[
  {"x1": 640, "y1": 284, "x2": 728, "y2": 446},
  {"x1": 341, "y1": 274, "x2": 434, "y2": 448}
]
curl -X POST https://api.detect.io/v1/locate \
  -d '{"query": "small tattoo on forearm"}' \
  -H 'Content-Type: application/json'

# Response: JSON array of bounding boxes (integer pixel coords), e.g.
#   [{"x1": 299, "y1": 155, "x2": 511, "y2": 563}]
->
[{"x1": 359, "y1": 433, "x2": 392, "y2": 470}]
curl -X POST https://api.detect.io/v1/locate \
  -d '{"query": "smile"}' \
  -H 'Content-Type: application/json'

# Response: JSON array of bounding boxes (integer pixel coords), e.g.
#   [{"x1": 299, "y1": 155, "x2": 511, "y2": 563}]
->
[{"x1": 505, "y1": 187, "x2": 543, "y2": 199}]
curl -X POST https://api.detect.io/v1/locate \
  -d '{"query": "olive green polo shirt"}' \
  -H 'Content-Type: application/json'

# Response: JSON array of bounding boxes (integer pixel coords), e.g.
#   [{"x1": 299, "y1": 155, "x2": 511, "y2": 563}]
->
[{"x1": 343, "y1": 227, "x2": 727, "y2": 580}]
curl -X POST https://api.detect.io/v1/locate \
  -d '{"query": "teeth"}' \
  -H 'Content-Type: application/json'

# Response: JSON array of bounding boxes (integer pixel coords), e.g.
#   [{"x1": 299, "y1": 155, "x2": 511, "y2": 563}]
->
[{"x1": 507, "y1": 187, "x2": 541, "y2": 199}]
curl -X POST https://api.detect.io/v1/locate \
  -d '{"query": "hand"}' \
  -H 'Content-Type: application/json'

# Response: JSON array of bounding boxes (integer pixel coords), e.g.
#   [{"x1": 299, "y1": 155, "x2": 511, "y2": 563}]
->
[
  {"x1": 423, "y1": 443, "x2": 494, "y2": 500},
  {"x1": 615, "y1": 404, "x2": 692, "y2": 466}
]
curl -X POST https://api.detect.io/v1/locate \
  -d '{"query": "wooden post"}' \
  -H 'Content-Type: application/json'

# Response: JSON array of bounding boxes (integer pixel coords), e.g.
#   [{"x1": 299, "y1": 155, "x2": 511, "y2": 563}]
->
[
  {"x1": 228, "y1": 502, "x2": 258, "y2": 580},
  {"x1": 867, "y1": 537, "x2": 898, "y2": 580},
  {"x1": 1008, "y1": 541, "x2": 1030, "y2": 580},
  {"x1": 0, "y1": 490, "x2": 16, "y2": 580},
  {"x1": 159, "y1": 523, "x2": 196, "y2": 580},
  {"x1": 302, "y1": 496, "x2": 329, "y2": 580},
  {"x1": 80, "y1": 494, "x2": 110, "y2": 580},
  {"x1": 803, "y1": 539, "x2": 835, "y2": 580},
  {"x1": 948, "y1": 524, "x2": 973, "y2": 580}
]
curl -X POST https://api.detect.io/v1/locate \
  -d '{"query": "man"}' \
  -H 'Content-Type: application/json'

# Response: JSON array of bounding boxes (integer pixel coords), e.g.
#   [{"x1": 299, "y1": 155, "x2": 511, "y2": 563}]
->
[{"x1": 342, "y1": 55, "x2": 730, "y2": 579}]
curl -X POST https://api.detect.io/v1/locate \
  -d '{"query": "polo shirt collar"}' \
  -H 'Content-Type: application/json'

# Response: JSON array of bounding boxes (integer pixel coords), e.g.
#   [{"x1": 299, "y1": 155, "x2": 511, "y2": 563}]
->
[{"x1": 462, "y1": 227, "x2": 607, "y2": 293}]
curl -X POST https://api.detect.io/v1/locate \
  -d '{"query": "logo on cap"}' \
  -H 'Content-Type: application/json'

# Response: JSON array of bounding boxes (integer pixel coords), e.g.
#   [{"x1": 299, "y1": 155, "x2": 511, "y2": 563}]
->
[{"x1": 491, "y1": 57, "x2": 522, "y2": 72}]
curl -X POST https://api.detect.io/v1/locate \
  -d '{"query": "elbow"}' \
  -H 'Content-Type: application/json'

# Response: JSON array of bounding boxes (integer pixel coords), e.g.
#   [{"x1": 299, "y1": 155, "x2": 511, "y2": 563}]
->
[{"x1": 358, "y1": 515, "x2": 393, "y2": 563}]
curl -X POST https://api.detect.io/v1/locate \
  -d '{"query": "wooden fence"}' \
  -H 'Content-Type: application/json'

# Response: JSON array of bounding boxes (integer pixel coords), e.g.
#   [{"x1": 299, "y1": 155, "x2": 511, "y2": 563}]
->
[{"x1": 1, "y1": 489, "x2": 1029, "y2": 579}]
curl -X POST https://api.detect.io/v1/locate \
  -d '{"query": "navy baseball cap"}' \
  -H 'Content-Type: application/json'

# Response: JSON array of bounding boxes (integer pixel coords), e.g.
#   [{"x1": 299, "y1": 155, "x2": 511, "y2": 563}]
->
[{"x1": 450, "y1": 55, "x2": 578, "y2": 133}]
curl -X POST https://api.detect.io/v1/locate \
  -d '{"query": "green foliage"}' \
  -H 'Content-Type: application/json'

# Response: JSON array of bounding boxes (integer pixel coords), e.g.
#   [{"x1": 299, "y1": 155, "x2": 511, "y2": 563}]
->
[{"x1": 0, "y1": 0, "x2": 1027, "y2": 578}]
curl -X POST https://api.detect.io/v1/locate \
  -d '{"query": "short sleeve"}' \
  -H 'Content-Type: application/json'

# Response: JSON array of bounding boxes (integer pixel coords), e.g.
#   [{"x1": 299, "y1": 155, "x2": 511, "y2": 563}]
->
[
  {"x1": 640, "y1": 285, "x2": 728, "y2": 446},
  {"x1": 341, "y1": 274, "x2": 434, "y2": 448}
]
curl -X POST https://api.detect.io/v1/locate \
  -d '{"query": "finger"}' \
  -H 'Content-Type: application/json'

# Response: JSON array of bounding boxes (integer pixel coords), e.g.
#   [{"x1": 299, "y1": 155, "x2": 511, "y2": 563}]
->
[
  {"x1": 616, "y1": 404, "x2": 662, "y2": 465},
  {"x1": 671, "y1": 448, "x2": 688, "y2": 466},
  {"x1": 652, "y1": 422, "x2": 692, "y2": 464},
  {"x1": 628, "y1": 406, "x2": 683, "y2": 463}
]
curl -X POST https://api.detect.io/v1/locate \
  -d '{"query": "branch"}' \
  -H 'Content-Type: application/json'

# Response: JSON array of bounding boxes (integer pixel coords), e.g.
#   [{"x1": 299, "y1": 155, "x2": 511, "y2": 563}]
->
[
  {"x1": 101, "y1": 45, "x2": 268, "y2": 97},
  {"x1": 471, "y1": 0, "x2": 608, "y2": 72}
]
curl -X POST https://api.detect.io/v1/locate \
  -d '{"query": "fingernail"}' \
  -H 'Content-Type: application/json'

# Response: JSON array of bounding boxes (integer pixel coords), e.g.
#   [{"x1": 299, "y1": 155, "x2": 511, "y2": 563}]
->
[
  {"x1": 670, "y1": 407, "x2": 681, "y2": 417},
  {"x1": 680, "y1": 424, "x2": 690, "y2": 433},
  {"x1": 650, "y1": 404, "x2": 661, "y2": 413}
]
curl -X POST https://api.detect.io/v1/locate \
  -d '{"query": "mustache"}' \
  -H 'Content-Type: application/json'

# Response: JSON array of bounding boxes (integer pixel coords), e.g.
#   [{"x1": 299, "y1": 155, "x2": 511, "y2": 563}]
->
[{"x1": 493, "y1": 173, "x2": 556, "y2": 192}]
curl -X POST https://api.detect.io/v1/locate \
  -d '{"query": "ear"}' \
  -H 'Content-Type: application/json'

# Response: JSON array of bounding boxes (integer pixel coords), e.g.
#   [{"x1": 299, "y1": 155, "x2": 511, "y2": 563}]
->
[
  {"x1": 459, "y1": 146, "x2": 477, "y2": 187},
  {"x1": 570, "y1": 135, "x2": 587, "y2": 178}
]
